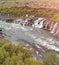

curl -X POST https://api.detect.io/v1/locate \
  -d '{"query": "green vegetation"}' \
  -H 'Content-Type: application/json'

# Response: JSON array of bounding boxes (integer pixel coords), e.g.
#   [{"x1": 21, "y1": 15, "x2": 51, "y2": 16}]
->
[
  {"x1": 0, "y1": 0, "x2": 59, "y2": 22},
  {"x1": 42, "y1": 52, "x2": 59, "y2": 65},
  {"x1": 0, "y1": 38, "x2": 43, "y2": 65},
  {"x1": 0, "y1": 7, "x2": 59, "y2": 22},
  {"x1": 0, "y1": 37, "x2": 59, "y2": 65},
  {"x1": 0, "y1": 0, "x2": 29, "y2": 8}
]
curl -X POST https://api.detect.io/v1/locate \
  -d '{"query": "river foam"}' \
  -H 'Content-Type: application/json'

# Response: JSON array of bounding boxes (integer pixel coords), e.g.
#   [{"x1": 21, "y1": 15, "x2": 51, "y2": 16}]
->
[{"x1": 0, "y1": 18, "x2": 59, "y2": 52}]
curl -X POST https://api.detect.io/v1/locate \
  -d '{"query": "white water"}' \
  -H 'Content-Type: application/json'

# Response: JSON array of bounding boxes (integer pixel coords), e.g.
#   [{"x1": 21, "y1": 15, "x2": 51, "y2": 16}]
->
[
  {"x1": 49, "y1": 22, "x2": 54, "y2": 30},
  {"x1": 50, "y1": 22, "x2": 58, "y2": 34},
  {"x1": 32, "y1": 18, "x2": 45, "y2": 28},
  {"x1": 54, "y1": 29, "x2": 59, "y2": 35},
  {"x1": 0, "y1": 18, "x2": 59, "y2": 52},
  {"x1": 43, "y1": 20, "x2": 50, "y2": 29}
]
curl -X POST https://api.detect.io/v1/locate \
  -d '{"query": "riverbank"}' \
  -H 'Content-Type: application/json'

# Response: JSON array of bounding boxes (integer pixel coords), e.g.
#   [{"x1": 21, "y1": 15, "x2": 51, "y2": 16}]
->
[{"x1": 0, "y1": 6, "x2": 59, "y2": 22}]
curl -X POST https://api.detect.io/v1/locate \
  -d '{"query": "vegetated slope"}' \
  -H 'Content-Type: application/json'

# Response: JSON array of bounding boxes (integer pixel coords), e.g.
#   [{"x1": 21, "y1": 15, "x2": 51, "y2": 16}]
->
[
  {"x1": 0, "y1": 0, "x2": 59, "y2": 12},
  {"x1": 0, "y1": 0, "x2": 29, "y2": 8},
  {"x1": 0, "y1": 0, "x2": 59, "y2": 9},
  {"x1": 29, "y1": 0, "x2": 59, "y2": 9},
  {"x1": 0, "y1": 37, "x2": 43, "y2": 65},
  {"x1": 0, "y1": 7, "x2": 59, "y2": 22},
  {"x1": 0, "y1": 37, "x2": 59, "y2": 65},
  {"x1": 0, "y1": 0, "x2": 59, "y2": 22}
]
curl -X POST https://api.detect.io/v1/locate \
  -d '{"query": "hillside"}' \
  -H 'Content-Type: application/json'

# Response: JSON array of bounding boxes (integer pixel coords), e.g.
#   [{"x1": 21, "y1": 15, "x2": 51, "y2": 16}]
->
[
  {"x1": 29, "y1": 0, "x2": 59, "y2": 9},
  {"x1": 0, "y1": 0, "x2": 59, "y2": 9},
  {"x1": 0, "y1": 0, "x2": 59, "y2": 22}
]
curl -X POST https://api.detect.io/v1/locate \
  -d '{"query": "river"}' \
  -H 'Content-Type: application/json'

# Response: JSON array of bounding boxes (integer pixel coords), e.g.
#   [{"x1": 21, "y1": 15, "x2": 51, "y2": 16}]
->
[{"x1": 0, "y1": 18, "x2": 59, "y2": 61}]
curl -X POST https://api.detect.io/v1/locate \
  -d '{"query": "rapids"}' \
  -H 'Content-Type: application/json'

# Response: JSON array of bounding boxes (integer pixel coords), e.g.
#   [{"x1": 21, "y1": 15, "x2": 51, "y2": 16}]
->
[{"x1": 0, "y1": 17, "x2": 59, "y2": 60}]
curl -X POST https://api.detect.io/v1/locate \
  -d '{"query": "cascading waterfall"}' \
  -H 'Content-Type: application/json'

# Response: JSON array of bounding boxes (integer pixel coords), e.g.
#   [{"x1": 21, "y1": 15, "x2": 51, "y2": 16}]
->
[
  {"x1": 33, "y1": 18, "x2": 45, "y2": 28},
  {"x1": 0, "y1": 17, "x2": 59, "y2": 52},
  {"x1": 49, "y1": 22, "x2": 54, "y2": 31},
  {"x1": 54, "y1": 29, "x2": 59, "y2": 36},
  {"x1": 50, "y1": 22, "x2": 58, "y2": 34},
  {"x1": 42, "y1": 20, "x2": 50, "y2": 29}
]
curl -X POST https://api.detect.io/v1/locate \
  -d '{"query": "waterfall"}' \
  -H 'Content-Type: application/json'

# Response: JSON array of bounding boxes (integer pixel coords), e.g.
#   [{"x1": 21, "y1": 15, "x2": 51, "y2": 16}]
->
[
  {"x1": 50, "y1": 22, "x2": 58, "y2": 34},
  {"x1": 43, "y1": 20, "x2": 50, "y2": 29},
  {"x1": 54, "y1": 29, "x2": 59, "y2": 35},
  {"x1": 49, "y1": 22, "x2": 54, "y2": 31},
  {"x1": 38, "y1": 20, "x2": 44, "y2": 28},
  {"x1": 24, "y1": 19, "x2": 28, "y2": 26},
  {"x1": 33, "y1": 18, "x2": 45, "y2": 28}
]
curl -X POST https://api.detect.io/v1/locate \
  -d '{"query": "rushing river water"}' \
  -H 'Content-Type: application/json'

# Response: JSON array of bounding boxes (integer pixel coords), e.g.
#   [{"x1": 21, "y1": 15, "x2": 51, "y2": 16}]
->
[{"x1": 0, "y1": 18, "x2": 59, "y2": 61}]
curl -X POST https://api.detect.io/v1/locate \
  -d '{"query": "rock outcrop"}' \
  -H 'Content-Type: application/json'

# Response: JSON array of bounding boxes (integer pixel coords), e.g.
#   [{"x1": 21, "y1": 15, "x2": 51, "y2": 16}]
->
[{"x1": 0, "y1": 28, "x2": 3, "y2": 37}]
